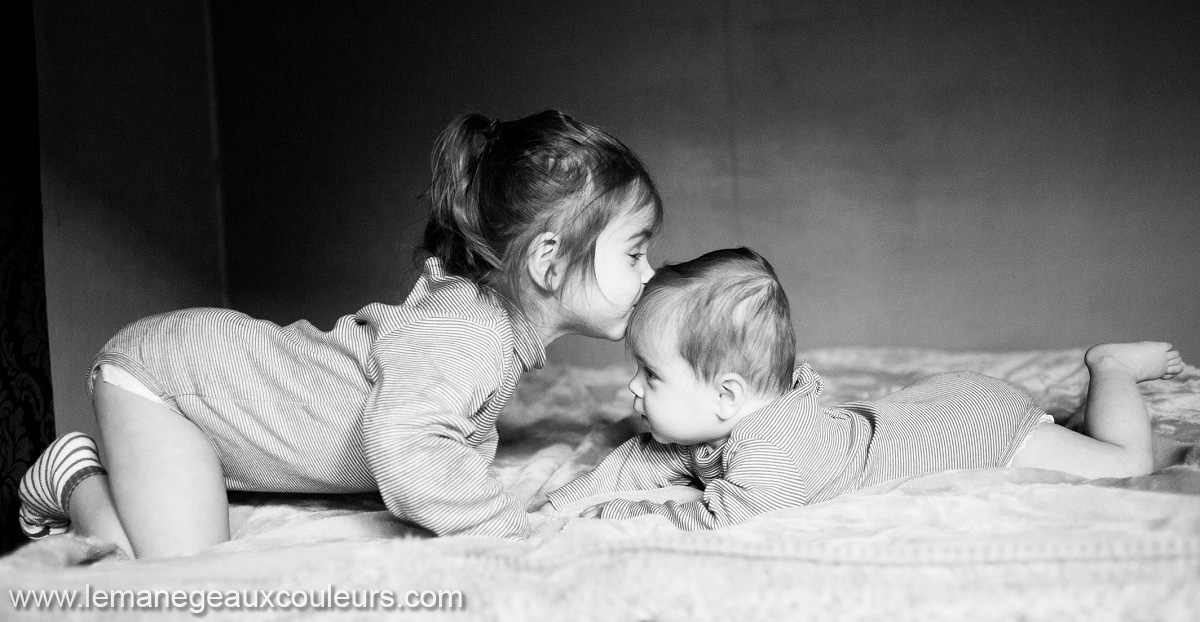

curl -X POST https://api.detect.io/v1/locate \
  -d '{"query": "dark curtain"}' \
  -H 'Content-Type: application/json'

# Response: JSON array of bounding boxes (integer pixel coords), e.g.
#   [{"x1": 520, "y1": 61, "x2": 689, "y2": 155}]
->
[{"x1": 1, "y1": 0, "x2": 55, "y2": 555}]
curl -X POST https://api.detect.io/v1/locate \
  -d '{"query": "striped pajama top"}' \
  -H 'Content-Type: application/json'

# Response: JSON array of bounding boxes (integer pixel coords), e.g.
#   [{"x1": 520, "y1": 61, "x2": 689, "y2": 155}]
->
[
  {"x1": 91, "y1": 257, "x2": 546, "y2": 540},
  {"x1": 547, "y1": 365, "x2": 1050, "y2": 530}
]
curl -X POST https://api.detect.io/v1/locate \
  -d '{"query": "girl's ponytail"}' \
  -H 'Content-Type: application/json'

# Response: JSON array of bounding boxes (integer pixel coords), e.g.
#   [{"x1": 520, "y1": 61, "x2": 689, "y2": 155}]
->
[
  {"x1": 418, "y1": 109, "x2": 664, "y2": 312},
  {"x1": 422, "y1": 113, "x2": 502, "y2": 284}
]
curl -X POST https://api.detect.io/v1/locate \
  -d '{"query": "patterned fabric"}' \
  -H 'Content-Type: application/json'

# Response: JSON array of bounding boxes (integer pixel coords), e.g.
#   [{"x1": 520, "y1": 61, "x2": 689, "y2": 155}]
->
[
  {"x1": 548, "y1": 366, "x2": 1049, "y2": 529},
  {"x1": 91, "y1": 258, "x2": 546, "y2": 540},
  {"x1": 17, "y1": 432, "x2": 105, "y2": 538}
]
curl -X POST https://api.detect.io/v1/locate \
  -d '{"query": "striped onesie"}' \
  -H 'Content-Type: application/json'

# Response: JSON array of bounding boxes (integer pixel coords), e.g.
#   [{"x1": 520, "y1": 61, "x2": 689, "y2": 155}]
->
[
  {"x1": 547, "y1": 365, "x2": 1051, "y2": 530},
  {"x1": 91, "y1": 257, "x2": 546, "y2": 540}
]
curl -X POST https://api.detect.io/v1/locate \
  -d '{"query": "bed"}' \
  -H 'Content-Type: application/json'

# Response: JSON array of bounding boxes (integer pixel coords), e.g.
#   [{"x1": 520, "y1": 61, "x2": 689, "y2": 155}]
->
[{"x1": 3, "y1": 347, "x2": 1200, "y2": 620}]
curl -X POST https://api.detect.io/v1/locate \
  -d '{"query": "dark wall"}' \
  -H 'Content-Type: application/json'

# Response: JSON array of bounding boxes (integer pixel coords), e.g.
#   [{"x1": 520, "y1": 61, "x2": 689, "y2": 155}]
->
[
  {"x1": 2, "y1": 0, "x2": 54, "y2": 555},
  {"x1": 208, "y1": 2, "x2": 711, "y2": 324},
  {"x1": 35, "y1": 1, "x2": 1200, "y2": 439},
  {"x1": 211, "y1": 0, "x2": 1200, "y2": 370},
  {"x1": 36, "y1": 0, "x2": 224, "y2": 438}
]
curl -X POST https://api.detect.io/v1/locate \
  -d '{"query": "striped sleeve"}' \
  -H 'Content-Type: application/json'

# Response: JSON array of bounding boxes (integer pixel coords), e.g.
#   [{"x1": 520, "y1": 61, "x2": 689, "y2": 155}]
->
[
  {"x1": 600, "y1": 438, "x2": 809, "y2": 530},
  {"x1": 362, "y1": 317, "x2": 530, "y2": 540},
  {"x1": 546, "y1": 434, "x2": 695, "y2": 509}
]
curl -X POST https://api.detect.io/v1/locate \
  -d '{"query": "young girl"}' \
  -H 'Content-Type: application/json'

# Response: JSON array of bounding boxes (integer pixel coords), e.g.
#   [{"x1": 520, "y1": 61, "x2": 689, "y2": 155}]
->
[
  {"x1": 20, "y1": 110, "x2": 661, "y2": 557},
  {"x1": 546, "y1": 248, "x2": 1185, "y2": 529}
]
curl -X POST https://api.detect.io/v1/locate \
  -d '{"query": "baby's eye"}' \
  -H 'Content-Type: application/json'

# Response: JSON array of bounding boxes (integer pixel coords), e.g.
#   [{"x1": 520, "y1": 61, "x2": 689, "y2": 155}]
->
[{"x1": 629, "y1": 251, "x2": 646, "y2": 265}]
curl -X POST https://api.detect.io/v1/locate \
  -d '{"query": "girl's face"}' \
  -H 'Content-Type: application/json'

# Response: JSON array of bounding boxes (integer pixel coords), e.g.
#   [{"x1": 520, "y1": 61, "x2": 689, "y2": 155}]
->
[{"x1": 560, "y1": 205, "x2": 656, "y2": 340}]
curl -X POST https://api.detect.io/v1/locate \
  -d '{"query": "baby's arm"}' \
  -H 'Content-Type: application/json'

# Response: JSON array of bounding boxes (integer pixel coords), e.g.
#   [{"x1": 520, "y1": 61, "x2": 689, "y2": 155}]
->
[
  {"x1": 598, "y1": 438, "x2": 809, "y2": 530},
  {"x1": 545, "y1": 434, "x2": 695, "y2": 510},
  {"x1": 363, "y1": 319, "x2": 529, "y2": 540}
]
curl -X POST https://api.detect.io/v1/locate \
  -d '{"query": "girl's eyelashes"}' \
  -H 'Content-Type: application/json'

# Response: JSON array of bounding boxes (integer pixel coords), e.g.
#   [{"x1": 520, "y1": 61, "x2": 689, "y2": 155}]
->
[{"x1": 628, "y1": 242, "x2": 650, "y2": 265}]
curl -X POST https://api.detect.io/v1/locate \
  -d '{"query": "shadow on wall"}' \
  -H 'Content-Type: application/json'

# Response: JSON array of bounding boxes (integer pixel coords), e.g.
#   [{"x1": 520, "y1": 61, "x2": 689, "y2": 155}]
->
[
  {"x1": 37, "y1": 0, "x2": 224, "y2": 438},
  {"x1": 35, "y1": 0, "x2": 1200, "y2": 438},
  {"x1": 209, "y1": 0, "x2": 1200, "y2": 366},
  {"x1": 3, "y1": 0, "x2": 54, "y2": 554}
]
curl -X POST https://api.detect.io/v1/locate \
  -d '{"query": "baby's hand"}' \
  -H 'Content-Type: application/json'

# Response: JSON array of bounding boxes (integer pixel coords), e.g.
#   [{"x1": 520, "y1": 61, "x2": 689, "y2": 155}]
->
[
  {"x1": 580, "y1": 502, "x2": 607, "y2": 519},
  {"x1": 530, "y1": 501, "x2": 557, "y2": 516}
]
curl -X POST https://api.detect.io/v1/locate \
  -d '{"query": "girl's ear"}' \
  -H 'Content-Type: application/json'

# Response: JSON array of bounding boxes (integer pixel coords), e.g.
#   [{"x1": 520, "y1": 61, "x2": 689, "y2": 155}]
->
[
  {"x1": 527, "y1": 232, "x2": 560, "y2": 292},
  {"x1": 714, "y1": 373, "x2": 749, "y2": 421}
]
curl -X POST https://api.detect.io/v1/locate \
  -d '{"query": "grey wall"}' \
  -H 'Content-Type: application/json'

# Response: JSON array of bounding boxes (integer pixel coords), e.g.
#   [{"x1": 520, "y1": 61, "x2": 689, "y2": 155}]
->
[
  {"x1": 36, "y1": 1, "x2": 224, "y2": 438},
  {"x1": 37, "y1": 1, "x2": 1199, "y2": 435},
  {"x1": 716, "y1": 2, "x2": 1200, "y2": 353},
  {"x1": 212, "y1": 0, "x2": 1200, "y2": 369}
]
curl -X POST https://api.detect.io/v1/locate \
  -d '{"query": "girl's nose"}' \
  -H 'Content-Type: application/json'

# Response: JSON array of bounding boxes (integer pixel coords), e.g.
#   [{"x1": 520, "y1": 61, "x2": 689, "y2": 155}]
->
[{"x1": 641, "y1": 265, "x2": 655, "y2": 284}]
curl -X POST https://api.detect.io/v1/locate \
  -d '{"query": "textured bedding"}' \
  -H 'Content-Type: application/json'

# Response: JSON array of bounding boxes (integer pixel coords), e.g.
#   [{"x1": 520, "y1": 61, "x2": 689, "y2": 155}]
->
[{"x1": 3, "y1": 347, "x2": 1200, "y2": 620}]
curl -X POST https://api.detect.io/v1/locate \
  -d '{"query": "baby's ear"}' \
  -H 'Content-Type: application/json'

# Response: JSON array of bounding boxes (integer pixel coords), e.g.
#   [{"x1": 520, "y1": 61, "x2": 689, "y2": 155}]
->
[
  {"x1": 526, "y1": 232, "x2": 560, "y2": 292},
  {"x1": 715, "y1": 373, "x2": 749, "y2": 421}
]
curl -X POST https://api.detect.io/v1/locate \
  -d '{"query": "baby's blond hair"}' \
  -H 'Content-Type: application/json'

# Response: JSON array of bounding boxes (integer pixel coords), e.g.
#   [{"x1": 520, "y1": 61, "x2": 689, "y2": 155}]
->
[{"x1": 628, "y1": 247, "x2": 796, "y2": 395}]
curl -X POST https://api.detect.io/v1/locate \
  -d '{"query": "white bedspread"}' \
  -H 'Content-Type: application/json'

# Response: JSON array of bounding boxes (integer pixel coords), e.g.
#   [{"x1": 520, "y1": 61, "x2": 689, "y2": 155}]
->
[{"x1": 4, "y1": 348, "x2": 1199, "y2": 621}]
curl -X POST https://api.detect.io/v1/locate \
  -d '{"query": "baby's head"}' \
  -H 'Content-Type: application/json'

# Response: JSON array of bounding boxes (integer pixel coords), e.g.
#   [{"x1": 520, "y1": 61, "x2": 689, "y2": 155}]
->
[
  {"x1": 626, "y1": 247, "x2": 796, "y2": 446},
  {"x1": 421, "y1": 110, "x2": 663, "y2": 339}
]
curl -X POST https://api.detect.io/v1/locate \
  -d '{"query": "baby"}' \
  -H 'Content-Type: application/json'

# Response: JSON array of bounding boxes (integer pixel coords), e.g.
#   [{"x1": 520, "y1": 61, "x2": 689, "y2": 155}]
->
[{"x1": 545, "y1": 247, "x2": 1184, "y2": 530}]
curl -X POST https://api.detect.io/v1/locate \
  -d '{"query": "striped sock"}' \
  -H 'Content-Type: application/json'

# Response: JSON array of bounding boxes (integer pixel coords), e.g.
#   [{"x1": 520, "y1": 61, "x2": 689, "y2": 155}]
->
[{"x1": 17, "y1": 432, "x2": 106, "y2": 539}]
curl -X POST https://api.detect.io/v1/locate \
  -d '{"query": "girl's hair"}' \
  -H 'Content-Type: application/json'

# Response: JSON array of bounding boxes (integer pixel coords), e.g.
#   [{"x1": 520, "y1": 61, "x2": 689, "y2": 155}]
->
[
  {"x1": 628, "y1": 247, "x2": 797, "y2": 396},
  {"x1": 419, "y1": 110, "x2": 663, "y2": 311}
]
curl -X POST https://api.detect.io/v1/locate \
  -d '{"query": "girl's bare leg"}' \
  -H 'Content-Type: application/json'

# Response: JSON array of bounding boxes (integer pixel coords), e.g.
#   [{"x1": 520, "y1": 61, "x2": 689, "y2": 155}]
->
[
  {"x1": 1011, "y1": 341, "x2": 1183, "y2": 478},
  {"x1": 68, "y1": 475, "x2": 134, "y2": 557},
  {"x1": 92, "y1": 382, "x2": 230, "y2": 558}
]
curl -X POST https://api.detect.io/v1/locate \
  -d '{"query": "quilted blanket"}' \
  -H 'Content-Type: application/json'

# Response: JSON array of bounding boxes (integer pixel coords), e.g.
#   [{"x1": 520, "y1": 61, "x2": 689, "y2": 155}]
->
[{"x1": 3, "y1": 348, "x2": 1199, "y2": 621}]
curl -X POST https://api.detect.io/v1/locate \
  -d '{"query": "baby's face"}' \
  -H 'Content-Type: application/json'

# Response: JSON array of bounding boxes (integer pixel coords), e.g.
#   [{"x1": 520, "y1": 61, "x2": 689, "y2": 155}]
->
[{"x1": 627, "y1": 337, "x2": 723, "y2": 446}]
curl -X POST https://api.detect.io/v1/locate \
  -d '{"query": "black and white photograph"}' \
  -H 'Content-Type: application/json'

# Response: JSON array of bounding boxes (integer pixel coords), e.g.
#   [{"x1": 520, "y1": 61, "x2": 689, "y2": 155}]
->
[{"x1": 2, "y1": 1, "x2": 1199, "y2": 619}]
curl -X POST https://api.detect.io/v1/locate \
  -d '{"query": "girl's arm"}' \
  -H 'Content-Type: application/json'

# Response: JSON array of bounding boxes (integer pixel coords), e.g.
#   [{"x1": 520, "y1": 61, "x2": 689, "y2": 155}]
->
[
  {"x1": 362, "y1": 318, "x2": 529, "y2": 539},
  {"x1": 546, "y1": 434, "x2": 695, "y2": 509},
  {"x1": 596, "y1": 438, "x2": 809, "y2": 530}
]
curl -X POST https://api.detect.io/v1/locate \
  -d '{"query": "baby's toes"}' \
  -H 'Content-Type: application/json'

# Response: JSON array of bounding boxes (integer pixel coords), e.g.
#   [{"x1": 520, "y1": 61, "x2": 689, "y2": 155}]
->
[{"x1": 1089, "y1": 342, "x2": 1182, "y2": 381}]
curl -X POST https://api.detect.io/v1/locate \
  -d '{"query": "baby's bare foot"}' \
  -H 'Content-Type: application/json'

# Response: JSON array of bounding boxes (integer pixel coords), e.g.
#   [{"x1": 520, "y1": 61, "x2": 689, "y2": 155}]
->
[{"x1": 1085, "y1": 342, "x2": 1184, "y2": 382}]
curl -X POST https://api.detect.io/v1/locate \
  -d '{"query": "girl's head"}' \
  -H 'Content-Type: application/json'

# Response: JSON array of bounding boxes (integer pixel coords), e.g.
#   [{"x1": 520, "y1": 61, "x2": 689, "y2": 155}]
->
[{"x1": 420, "y1": 110, "x2": 663, "y2": 339}]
